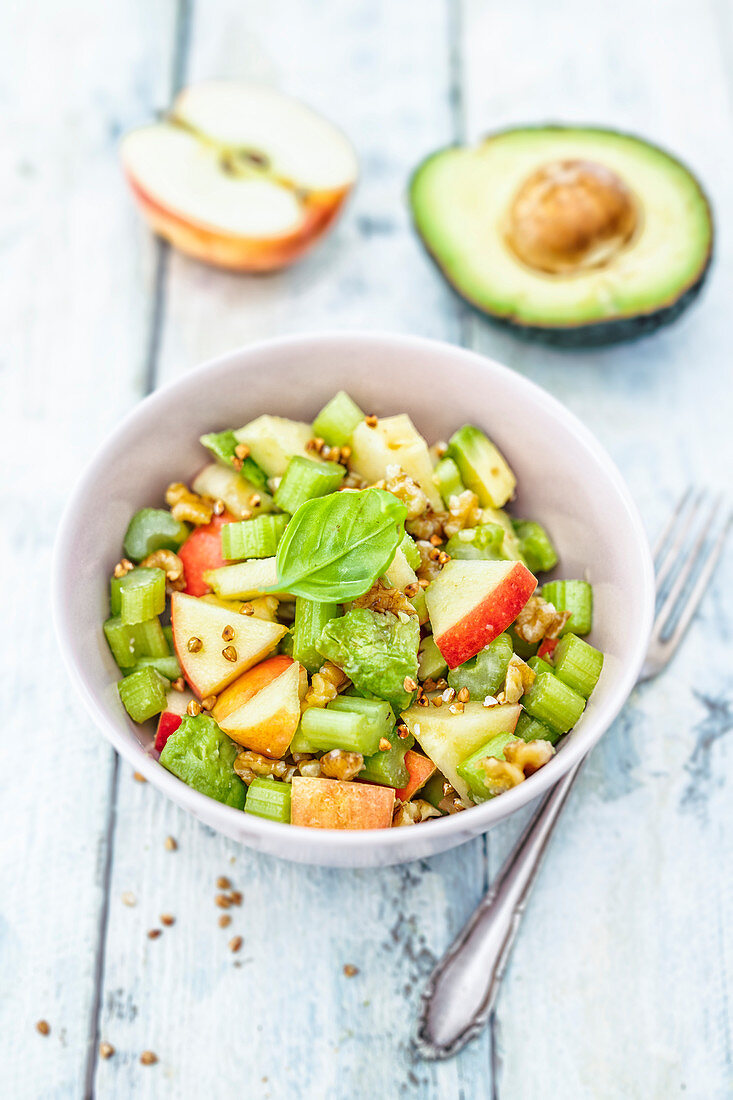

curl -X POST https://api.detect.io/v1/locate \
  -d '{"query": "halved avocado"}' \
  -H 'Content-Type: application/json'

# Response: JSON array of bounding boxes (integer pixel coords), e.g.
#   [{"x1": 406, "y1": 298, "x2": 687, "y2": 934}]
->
[{"x1": 409, "y1": 126, "x2": 713, "y2": 347}]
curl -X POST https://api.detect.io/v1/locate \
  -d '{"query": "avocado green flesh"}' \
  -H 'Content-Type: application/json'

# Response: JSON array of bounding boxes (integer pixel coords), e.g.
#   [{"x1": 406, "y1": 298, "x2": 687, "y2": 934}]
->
[{"x1": 410, "y1": 127, "x2": 712, "y2": 345}]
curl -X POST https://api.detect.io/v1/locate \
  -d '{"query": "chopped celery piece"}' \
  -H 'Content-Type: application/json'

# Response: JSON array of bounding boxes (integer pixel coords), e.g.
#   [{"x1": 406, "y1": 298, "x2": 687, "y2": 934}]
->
[
  {"x1": 103, "y1": 616, "x2": 138, "y2": 669},
  {"x1": 130, "y1": 617, "x2": 169, "y2": 658},
  {"x1": 456, "y1": 731, "x2": 518, "y2": 802},
  {"x1": 512, "y1": 520, "x2": 558, "y2": 574},
  {"x1": 447, "y1": 425, "x2": 516, "y2": 508},
  {"x1": 312, "y1": 391, "x2": 364, "y2": 446},
  {"x1": 527, "y1": 655, "x2": 554, "y2": 678},
  {"x1": 274, "y1": 456, "x2": 345, "y2": 514},
  {"x1": 361, "y1": 734, "x2": 415, "y2": 787},
  {"x1": 507, "y1": 626, "x2": 537, "y2": 660},
  {"x1": 221, "y1": 514, "x2": 290, "y2": 560},
  {"x1": 111, "y1": 567, "x2": 166, "y2": 624},
  {"x1": 515, "y1": 712, "x2": 560, "y2": 746},
  {"x1": 298, "y1": 706, "x2": 383, "y2": 756},
  {"x1": 432, "y1": 457, "x2": 465, "y2": 506},
  {"x1": 418, "y1": 635, "x2": 448, "y2": 681},
  {"x1": 200, "y1": 429, "x2": 268, "y2": 489},
  {"x1": 163, "y1": 624, "x2": 174, "y2": 652},
  {"x1": 123, "y1": 508, "x2": 189, "y2": 563},
  {"x1": 541, "y1": 580, "x2": 593, "y2": 635},
  {"x1": 118, "y1": 667, "x2": 168, "y2": 723},
  {"x1": 279, "y1": 631, "x2": 294, "y2": 657},
  {"x1": 400, "y1": 532, "x2": 422, "y2": 572},
  {"x1": 160, "y1": 714, "x2": 245, "y2": 808},
  {"x1": 328, "y1": 695, "x2": 395, "y2": 747},
  {"x1": 245, "y1": 777, "x2": 292, "y2": 823},
  {"x1": 132, "y1": 655, "x2": 182, "y2": 681},
  {"x1": 523, "y1": 671, "x2": 585, "y2": 734},
  {"x1": 448, "y1": 633, "x2": 513, "y2": 697},
  {"x1": 292, "y1": 599, "x2": 340, "y2": 673},
  {"x1": 553, "y1": 634, "x2": 604, "y2": 698},
  {"x1": 445, "y1": 523, "x2": 505, "y2": 561}
]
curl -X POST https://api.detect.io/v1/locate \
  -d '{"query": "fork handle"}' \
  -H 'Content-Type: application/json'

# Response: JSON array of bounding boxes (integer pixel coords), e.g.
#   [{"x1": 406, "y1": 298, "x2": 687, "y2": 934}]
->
[{"x1": 414, "y1": 758, "x2": 585, "y2": 1060}]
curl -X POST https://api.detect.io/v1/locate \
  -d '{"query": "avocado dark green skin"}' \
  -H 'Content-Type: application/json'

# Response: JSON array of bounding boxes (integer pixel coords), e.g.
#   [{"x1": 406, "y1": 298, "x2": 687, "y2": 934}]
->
[
  {"x1": 410, "y1": 127, "x2": 714, "y2": 348},
  {"x1": 453, "y1": 257, "x2": 713, "y2": 348}
]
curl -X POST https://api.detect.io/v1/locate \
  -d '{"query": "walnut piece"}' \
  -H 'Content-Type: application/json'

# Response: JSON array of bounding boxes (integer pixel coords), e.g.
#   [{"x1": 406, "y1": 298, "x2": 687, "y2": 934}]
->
[
  {"x1": 513, "y1": 595, "x2": 570, "y2": 644},
  {"x1": 352, "y1": 580, "x2": 418, "y2": 618},
  {"x1": 442, "y1": 490, "x2": 485, "y2": 538},
  {"x1": 320, "y1": 749, "x2": 364, "y2": 781},
  {"x1": 478, "y1": 737, "x2": 555, "y2": 796},
  {"x1": 303, "y1": 661, "x2": 349, "y2": 709},
  {"x1": 392, "y1": 799, "x2": 442, "y2": 826},
  {"x1": 497, "y1": 654, "x2": 536, "y2": 704},
  {"x1": 373, "y1": 464, "x2": 429, "y2": 520},
  {"x1": 233, "y1": 750, "x2": 296, "y2": 785},
  {"x1": 140, "y1": 548, "x2": 185, "y2": 591},
  {"x1": 407, "y1": 510, "x2": 447, "y2": 542},
  {"x1": 165, "y1": 482, "x2": 213, "y2": 526}
]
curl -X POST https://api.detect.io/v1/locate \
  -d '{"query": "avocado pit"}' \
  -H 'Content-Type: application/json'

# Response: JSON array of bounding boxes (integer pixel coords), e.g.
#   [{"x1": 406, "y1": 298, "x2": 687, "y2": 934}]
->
[{"x1": 506, "y1": 159, "x2": 638, "y2": 275}]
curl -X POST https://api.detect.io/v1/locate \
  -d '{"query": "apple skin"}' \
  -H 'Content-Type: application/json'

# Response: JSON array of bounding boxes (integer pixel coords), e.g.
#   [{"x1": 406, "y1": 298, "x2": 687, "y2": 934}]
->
[
  {"x1": 127, "y1": 175, "x2": 351, "y2": 273},
  {"x1": 430, "y1": 561, "x2": 537, "y2": 668},
  {"x1": 154, "y1": 711, "x2": 183, "y2": 753},
  {"x1": 179, "y1": 513, "x2": 236, "y2": 598},
  {"x1": 216, "y1": 660, "x2": 304, "y2": 757},
  {"x1": 290, "y1": 777, "x2": 395, "y2": 830},
  {"x1": 537, "y1": 637, "x2": 559, "y2": 660},
  {"x1": 212, "y1": 655, "x2": 303, "y2": 723},
  {"x1": 395, "y1": 751, "x2": 436, "y2": 803}
]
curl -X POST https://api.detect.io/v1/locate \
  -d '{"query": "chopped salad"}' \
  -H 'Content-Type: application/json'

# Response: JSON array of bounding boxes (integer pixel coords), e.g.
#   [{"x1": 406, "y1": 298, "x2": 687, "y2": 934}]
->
[{"x1": 105, "y1": 392, "x2": 603, "y2": 829}]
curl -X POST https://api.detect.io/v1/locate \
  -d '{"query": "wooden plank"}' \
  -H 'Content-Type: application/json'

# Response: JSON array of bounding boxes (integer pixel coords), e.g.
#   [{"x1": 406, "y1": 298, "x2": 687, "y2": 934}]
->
[
  {"x1": 459, "y1": 0, "x2": 733, "y2": 1095},
  {"x1": 0, "y1": 2, "x2": 178, "y2": 1096},
  {"x1": 94, "y1": 1, "x2": 497, "y2": 1097}
]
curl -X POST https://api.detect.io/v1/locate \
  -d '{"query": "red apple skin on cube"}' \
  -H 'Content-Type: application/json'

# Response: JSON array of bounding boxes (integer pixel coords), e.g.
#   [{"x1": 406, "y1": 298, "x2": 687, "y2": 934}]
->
[
  {"x1": 395, "y1": 751, "x2": 437, "y2": 803},
  {"x1": 291, "y1": 777, "x2": 395, "y2": 830},
  {"x1": 538, "y1": 637, "x2": 559, "y2": 660},
  {"x1": 178, "y1": 513, "x2": 236, "y2": 598},
  {"x1": 427, "y1": 559, "x2": 537, "y2": 668},
  {"x1": 214, "y1": 660, "x2": 305, "y2": 758},
  {"x1": 155, "y1": 712, "x2": 183, "y2": 753}
]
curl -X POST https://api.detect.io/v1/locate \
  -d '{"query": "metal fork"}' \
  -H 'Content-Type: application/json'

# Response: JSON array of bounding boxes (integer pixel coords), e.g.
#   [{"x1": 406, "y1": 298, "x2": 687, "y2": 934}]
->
[{"x1": 415, "y1": 489, "x2": 731, "y2": 1060}]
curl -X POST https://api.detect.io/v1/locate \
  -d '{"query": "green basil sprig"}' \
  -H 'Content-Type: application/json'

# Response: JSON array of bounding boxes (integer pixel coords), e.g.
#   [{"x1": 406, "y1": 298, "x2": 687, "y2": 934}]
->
[{"x1": 268, "y1": 488, "x2": 407, "y2": 602}]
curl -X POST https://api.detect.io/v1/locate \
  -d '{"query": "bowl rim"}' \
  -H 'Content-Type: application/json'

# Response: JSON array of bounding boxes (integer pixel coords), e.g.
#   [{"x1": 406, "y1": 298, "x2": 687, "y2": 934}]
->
[{"x1": 53, "y1": 330, "x2": 655, "y2": 854}]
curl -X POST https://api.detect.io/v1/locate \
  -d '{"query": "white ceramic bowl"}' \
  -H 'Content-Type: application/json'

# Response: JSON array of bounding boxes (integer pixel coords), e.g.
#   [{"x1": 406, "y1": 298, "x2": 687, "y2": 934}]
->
[{"x1": 53, "y1": 332, "x2": 654, "y2": 867}]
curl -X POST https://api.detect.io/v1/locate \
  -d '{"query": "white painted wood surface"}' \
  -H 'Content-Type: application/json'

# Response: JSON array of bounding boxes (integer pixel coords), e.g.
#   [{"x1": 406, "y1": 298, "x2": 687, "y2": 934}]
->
[{"x1": 2, "y1": 1, "x2": 731, "y2": 1098}]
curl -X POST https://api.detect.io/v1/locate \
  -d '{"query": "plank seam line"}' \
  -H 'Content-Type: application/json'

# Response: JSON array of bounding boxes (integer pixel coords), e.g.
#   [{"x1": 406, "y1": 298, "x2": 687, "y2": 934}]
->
[{"x1": 82, "y1": 1, "x2": 194, "y2": 1092}]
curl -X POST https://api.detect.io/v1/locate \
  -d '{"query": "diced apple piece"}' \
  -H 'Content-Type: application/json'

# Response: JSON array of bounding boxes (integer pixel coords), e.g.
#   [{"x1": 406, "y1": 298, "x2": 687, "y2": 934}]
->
[
  {"x1": 154, "y1": 687, "x2": 194, "y2": 752},
  {"x1": 290, "y1": 777, "x2": 395, "y2": 830},
  {"x1": 192, "y1": 463, "x2": 272, "y2": 518},
  {"x1": 178, "y1": 513, "x2": 236, "y2": 597},
  {"x1": 171, "y1": 592, "x2": 286, "y2": 697},
  {"x1": 350, "y1": 414, "x2": 443, "y2": 511},
  {"x1": 395, "y1": 751, "x2": 437, "y2": 802},
  {"x1": 121, "y1": 82, "x2": 357, "y2": 273},
  {"x1": 234, "y1": 415, "x2": 312, "y2": 478},
  {"x1": 384, "y1": 547, "x2": 428, "y2": 624},
  {"x1": 426, "y1": 559, "x2": 536, "y2": 668},
  {"x1": 216, "y1": 660, "x2": 304, "y2": 757},
  {"x1": 213, "y1": 655, "x2": 306, "y2": 722},
  {"x1": 204, "y1": 557, "x2": 279, "y2": 600},
  {"x1": 401, "y1": 702, "x2": 521, "y2": 804}
]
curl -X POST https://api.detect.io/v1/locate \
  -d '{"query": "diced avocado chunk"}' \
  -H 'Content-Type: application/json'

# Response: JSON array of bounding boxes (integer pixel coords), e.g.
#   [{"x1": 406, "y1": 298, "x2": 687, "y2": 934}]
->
[
  {"x1": 418, "y1": 634, "x2": 448, "y2": 681},
  {"x1": 159, "y1": 714, "x2": 246, "y2": 809},
  {"x1": 200, "y1": 429, "x2": 268, "y2": 489},
  {"x1": 312, "y1": 391, "x2": 364, "y2": 447},
  {"x1": 448, "y1": 633, "x2": 513, "y2": 697},
  {"x1": 399, "y1": 532, "x2": 422, "y2": 572},
  {"x1": 448, "y1": 425, "x2": 516, "y2": 508},
  {"x1": 445, "y1": 523, "x2": 505, "y2": 561},
  {"x1": 234, "y1": 415, "x2": 312, "y2": 478},
  {"x1": 317, "y1": 608, "x2": 420, "y2": 713},
  {"x1": 432, "y1": 456, "x2": 465, "y2": 506}
]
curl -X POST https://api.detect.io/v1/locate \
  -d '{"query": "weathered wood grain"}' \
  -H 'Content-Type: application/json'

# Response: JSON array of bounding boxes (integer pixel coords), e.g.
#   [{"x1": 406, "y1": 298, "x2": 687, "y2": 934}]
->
[
  {"x1": 93, "y1": 1, "x2": 497, "y2": 1098},
  {"x1": 0, "y1": 2, "x2": 177, "y2": 1096},
  {"x1": 460, "y1": 0, "x2": 733, "y2": 1096}
]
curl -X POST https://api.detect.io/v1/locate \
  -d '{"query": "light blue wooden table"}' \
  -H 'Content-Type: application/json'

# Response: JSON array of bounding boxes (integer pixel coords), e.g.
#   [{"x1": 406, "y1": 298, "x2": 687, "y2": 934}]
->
[{"x1": 2, "y1": 1, "x2": 732, "y2": 1097}]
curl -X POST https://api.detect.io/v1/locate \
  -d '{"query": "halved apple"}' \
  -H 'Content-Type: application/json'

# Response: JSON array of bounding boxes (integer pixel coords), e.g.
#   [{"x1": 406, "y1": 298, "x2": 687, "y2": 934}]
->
[
  {"x1": 216, "y1": 659, "x2": 305, "y2": 757},
  {"x1": 291, "y1": 777, "x2": 395, "y2": 830},
  {"x1": 426, "y1": 559, "x2": 536, "y2": 668},
  {"x1": 121, "y1": 81, "x2": 358, "y2": 272},
  {"x1": 401, "y1": 701, "x2": 521, "y2": 803},
  {"x1": 171, "y1": 592, "x2": 286, "y2": 697}
]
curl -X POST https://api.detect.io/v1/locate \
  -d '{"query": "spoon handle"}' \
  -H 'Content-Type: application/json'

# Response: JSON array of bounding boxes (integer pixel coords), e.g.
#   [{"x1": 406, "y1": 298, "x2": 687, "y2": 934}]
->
[{"x1": 414, "y1": 758, "x2": 585, "y2": 1060}]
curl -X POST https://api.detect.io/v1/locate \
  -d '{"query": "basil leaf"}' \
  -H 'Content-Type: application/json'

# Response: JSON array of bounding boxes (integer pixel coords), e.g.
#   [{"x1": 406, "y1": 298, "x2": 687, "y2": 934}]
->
[{"x1": 269, "y1": 488, "x2": 407, "y2": 602}]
